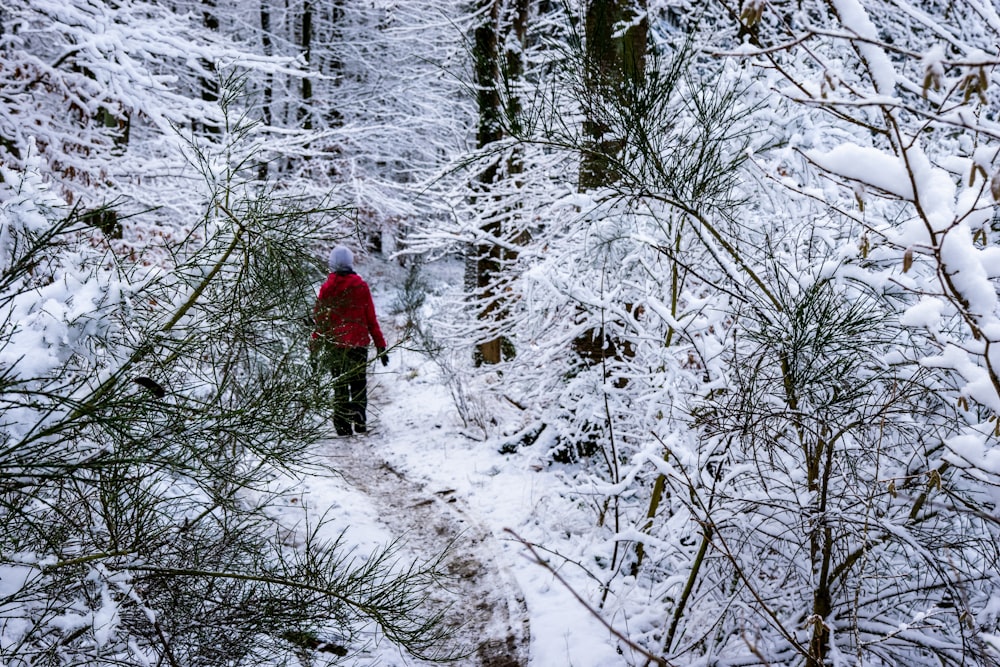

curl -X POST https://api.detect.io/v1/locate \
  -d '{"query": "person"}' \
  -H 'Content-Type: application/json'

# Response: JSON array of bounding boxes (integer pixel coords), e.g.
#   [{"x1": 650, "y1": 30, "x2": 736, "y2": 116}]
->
[{"x1": 312, "y1": 245, "x2": 388, "y2": 436}]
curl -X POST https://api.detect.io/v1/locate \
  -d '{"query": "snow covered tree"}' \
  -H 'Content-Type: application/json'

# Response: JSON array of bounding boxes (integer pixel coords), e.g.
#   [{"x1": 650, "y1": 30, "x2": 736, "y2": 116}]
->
[
  {"x1": 715, "y1": 0, "x2": 1000, "y2": 435},
  {"x1": 661, "y1": 272, "x2": 997, "y2": 665},
  {"x1": 0, "y1": 0, "x2": 259, "y2": 191},
  {"x1": 412, "y1": 0, "x2": 1000, "y2": 663},
  {"x1": 0, "y1": 84, "x2": 454, "y2": 665},
  {"x1": 466, "y1": 0, "x2": 532, "y2": 365},
  {"x1": 613, "y1": 0, "x2": 1000, "y2": 663}
]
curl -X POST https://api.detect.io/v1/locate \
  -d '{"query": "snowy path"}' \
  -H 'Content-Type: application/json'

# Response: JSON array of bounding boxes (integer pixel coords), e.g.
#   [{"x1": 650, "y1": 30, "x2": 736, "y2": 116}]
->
[
  {"x1": 294, "y1": 260, "x2": 630, "y2": 666},
  {"x1": 292, "y1": 260, "x2": 531, "y2": 664},
  {"x1": 323, "y1": 429, "x2": 530, "y2": 666}
]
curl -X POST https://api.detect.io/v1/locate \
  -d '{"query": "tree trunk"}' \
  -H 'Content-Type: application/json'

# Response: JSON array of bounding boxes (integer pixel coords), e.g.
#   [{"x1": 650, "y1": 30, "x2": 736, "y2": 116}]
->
[
  {"x1": 260, "y1": 2, "x2": 273, "y2": 127},
  {"x1": 471, "y1": 0, "x2": 528, "y2": 365},
  {"x1": 200, "y1": 0, "x2": 220, "y2": 134},
  {"x1": 578, "y1": 0, "x2": 647, "y2": 191},
  {"x1": 326, "y1": 0, "x2": 345, "y2": 129},
  {"x1": 300, "y1": 0, "x2": 313, "y2": 130},
  {"x1": 258, "y1": 0, "x2": 273, "y2": 179}
]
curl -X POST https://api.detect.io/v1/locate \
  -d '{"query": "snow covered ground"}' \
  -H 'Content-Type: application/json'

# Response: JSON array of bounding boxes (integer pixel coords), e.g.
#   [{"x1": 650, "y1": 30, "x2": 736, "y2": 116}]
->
[{"x1": 277, "y1": 255, "x2": 637, "y2": 666}]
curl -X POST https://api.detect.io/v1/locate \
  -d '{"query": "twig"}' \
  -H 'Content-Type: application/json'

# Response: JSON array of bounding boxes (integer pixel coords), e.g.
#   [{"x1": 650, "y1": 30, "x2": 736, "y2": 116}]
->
[{"x1": 504, "y1": 529, "x2": 672, "y2": 667}]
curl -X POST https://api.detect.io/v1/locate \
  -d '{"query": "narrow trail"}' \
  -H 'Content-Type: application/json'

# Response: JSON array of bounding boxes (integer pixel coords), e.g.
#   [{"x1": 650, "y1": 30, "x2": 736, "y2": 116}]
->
[
  {"x1": 309, "y1": 260, "x2": 530, "y2": 665},
  {"x1": 322, "y1": 431, "x2": 531, "y2": 666}
]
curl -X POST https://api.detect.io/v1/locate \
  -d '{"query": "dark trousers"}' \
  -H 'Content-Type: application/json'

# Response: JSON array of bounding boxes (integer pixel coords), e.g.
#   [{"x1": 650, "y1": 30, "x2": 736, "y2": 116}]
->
[{"x1": 326, "y1": 346, "x2": 370, "y2": 435}]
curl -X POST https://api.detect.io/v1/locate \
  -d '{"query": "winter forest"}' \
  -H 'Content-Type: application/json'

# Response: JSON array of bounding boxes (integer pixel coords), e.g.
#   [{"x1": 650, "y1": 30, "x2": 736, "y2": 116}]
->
[{"x1": 3, "y1": 0, "x2": 1000, "y2": 665}]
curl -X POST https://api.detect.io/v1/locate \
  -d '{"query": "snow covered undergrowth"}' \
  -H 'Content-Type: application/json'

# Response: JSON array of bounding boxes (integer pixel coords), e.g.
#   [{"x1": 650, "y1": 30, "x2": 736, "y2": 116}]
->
[{"x1": 274, "y1": 255, "x2": 634, "y2": 666}]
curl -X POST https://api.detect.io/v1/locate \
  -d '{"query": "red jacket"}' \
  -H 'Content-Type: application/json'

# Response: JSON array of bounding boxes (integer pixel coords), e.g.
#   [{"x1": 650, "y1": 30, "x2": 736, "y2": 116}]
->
[{"x1": 312, "y1": 272, "x2": 387, "y2": 349}]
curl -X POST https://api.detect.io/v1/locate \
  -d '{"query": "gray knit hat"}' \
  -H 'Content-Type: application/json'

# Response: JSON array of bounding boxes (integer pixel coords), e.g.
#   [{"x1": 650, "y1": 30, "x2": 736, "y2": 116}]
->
[{"x1": 328, "y1": 245, "x2": 354, "y2": 272}]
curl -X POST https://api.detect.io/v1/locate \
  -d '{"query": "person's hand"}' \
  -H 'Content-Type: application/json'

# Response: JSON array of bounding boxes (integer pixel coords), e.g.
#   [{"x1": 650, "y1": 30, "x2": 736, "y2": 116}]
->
[{"x1": 377, "y1": 347, "x2": 389, "y2": 367}]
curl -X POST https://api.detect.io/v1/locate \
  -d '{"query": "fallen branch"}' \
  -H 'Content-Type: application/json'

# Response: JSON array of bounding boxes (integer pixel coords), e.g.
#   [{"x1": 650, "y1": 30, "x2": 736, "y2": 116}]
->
[{"x1": 504, "y1": 529, "x2": 672, "y2": 667}]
